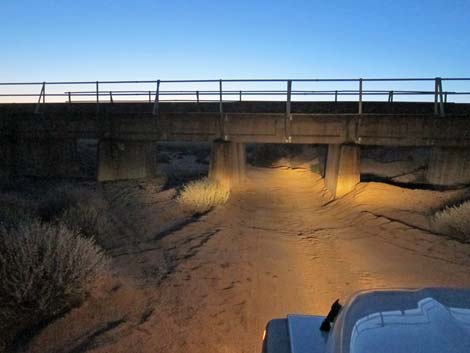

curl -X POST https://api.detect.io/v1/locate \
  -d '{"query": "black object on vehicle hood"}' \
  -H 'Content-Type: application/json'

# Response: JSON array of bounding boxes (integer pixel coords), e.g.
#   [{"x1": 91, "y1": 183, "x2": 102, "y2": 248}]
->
[{"x1": 326, "y1": 287, "x2": 470, "y2": 353}]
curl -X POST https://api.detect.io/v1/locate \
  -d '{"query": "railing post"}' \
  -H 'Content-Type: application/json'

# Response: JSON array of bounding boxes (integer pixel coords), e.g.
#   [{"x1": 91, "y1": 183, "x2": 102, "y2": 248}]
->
[
  {"x1": 285, "y1": 80, "x2": 292, "y2": 143},
  {"x1": 109, "y1": 91, "x2": 114, "y2": 104},
  {"x1": 286, "y1": 80, "x2": 292, "y2": 116},
  {"x1": 438, "y1": 78, "x2": 445, "y2": 117},
  {"x1": 34, "y1": 82, "x2": 46, "y2": 114},
  {"x1": 95, "y1": 81, "x2": 100, "y2": 113},
  {"x1": 358, "y1": 78, "x2": 363, "y2": 114},
  {"x1": 334, "y1": 90, "x2": 338, "y2": 103},
  {"x1": 68, "y1": 91, "x2": 72, "y2": 104},
  {"x1": 196, "y1": 90, "x2": 200, "y2": 103},
  {"x1": 148, "y1": 90, "x2": 151, "y2": 103},
  {"x1": 219, "y1": 79, "x2": 225, "y2": 139},
  {"x1": 152, "y1": 80, "x2": 160, "y2": 116},
  {"x1": 434, "y1": 77, "x2": 445, "y2": 117},
  {"x1": 219, "y1": 79, "x2": 223, "y2": 116},
  {"x1": 239, "y1": 90, "x2": 242, "y2": 102}
]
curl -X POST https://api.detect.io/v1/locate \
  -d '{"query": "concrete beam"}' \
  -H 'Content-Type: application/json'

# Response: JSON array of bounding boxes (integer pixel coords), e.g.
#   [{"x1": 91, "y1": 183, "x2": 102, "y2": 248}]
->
[
  {"x1": 426, "y1": 147, "x2": 470, "y2": 186},
  {"x1": 324, "y1": 144, "x2": 360, "y2": 198},
  {"x1": 208, "y1": 140, "x2": 246, "y2": 188},
  {"x1": 5, "y1": 109, "x2": 470, "y2": 147},
  {"x1": 97, "y1": 139, "x2": 157, "y2": 181}
]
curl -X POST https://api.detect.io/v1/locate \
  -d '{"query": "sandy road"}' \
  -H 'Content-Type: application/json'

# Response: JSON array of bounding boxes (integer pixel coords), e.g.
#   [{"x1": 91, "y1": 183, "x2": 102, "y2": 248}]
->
[
  {"x1": 142, "y1": 167, "x2": 470, "y2": 353},
  {"x1": 23, "y1": 167, "x2": 470, "y2": 353}
]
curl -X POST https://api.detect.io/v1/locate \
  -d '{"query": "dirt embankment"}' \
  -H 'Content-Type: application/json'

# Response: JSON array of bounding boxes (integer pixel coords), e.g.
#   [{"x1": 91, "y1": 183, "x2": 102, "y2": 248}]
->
[{"x1": 18, "y1": 167, "x2": 470, "y2": 353}]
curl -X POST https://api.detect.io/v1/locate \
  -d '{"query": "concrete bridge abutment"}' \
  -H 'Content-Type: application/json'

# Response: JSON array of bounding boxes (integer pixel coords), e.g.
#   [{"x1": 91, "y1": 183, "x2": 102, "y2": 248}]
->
[
  {"x1": 2, "y1": 138, "x2": 81, "y2": 177},
  {"x1": 97, "y1": 139, "x2": 158, "y2": 182},
  {"x1": 209, "y1": 140, "x2": 246, "y2": 188},
  {"x1": 426, "y1": 147, "x2": 470, "y2": 186},
  {"x1": 324, "y1": 144, "x2": 360, "y2": 198},
  {"x1": 0, "y1": 137, "x2": 15, "y2": 177}
]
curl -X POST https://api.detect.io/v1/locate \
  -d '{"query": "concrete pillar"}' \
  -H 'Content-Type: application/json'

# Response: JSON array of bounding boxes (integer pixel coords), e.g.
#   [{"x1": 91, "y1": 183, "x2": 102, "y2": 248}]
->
[
  {"x1": 97, "y1": 139, "x2": 157, "y2": 181},
  {"x1": 11, "y1": 138, "x2": 80, "y2": 177},
  {"x1": 209, "y1": 140, "x2": 246, "y2": 188},
  {"x1": 324, "y1": 144, "x2": 360, "y2": 198},
  {"x1": 426, "y1": 147, "x2": 470, "y2": 186}
]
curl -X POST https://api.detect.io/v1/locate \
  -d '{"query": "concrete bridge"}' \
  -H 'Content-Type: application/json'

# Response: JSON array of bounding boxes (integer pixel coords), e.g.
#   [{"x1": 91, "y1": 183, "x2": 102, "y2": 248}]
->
[{"x1": 1, "y1": 78, "x2": 470, "y2": 197}]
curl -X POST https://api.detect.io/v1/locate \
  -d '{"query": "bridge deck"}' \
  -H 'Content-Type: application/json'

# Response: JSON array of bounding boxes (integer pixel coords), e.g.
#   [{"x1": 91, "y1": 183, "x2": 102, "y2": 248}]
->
[{"x1": 1, "y1": 101, "x2": 470, "y2": 147}]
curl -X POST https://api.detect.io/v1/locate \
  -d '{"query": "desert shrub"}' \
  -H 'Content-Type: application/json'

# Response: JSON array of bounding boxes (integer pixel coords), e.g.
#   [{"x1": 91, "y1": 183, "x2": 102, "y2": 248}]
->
[
  {"x1": 0, "y1": 194, "x2": 37, "y2": 229},
  {"x1": 59, "y1": 202, "x2": 109, "y2": 240},
  {"x1": 310, "y1": 162, "x2": 323, "y2": 176},
  {"x1": 37, "y1": 184, "x2": 105, "y2": 222},
  {"x1": 35, "y1": 184, "x2": 112, "y2": 248},
  {"x1": 177, "y1": 177, "x2": 229, "y2": 214},
  {"x1": 432, "y1": 201, "x2": 470, "y2": 242},
  {"x1": 0, "y1": 220, "x2": 108, "y2": 342},
  {"x1": 37, "y1": 185, "x2": 85, "y2": 222}
]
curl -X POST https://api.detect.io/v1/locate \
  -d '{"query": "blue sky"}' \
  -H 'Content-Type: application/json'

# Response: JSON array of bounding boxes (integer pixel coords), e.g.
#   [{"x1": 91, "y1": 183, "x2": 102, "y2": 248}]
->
[{"x1": 1, "y1": 0, "x2": 469, "y2": 82}]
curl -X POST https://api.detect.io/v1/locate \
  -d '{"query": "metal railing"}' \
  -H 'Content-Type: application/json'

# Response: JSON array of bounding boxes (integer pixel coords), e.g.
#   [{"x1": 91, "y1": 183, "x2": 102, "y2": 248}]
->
[{"x1": 1, "y1": 77, "x2": 470, "y2": 117}]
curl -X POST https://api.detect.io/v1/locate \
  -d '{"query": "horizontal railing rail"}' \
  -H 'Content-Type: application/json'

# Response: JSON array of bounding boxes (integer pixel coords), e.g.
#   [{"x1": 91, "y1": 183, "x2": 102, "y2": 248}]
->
[
  {"x1": 1, "y1": 77, "x2": 470, "y2": 117},
  {"x1": 3, "y1": 89, "x2": 470, "y2": 97}
]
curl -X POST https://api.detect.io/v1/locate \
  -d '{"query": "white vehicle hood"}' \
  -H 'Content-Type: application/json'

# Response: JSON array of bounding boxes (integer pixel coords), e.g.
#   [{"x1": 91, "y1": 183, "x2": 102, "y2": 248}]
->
[{"x1": 326, "y1": 288, "x2": 470, "y2": 353}]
